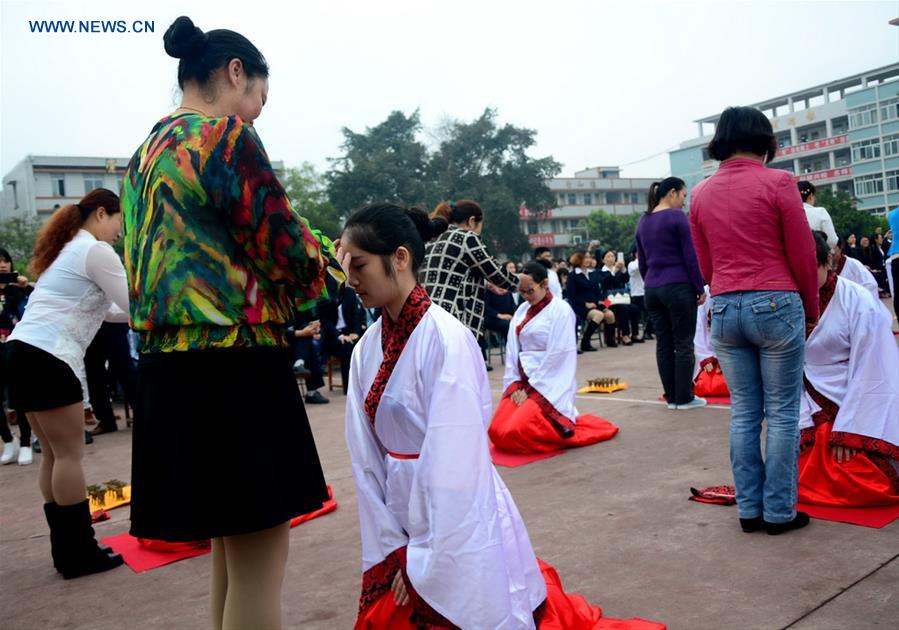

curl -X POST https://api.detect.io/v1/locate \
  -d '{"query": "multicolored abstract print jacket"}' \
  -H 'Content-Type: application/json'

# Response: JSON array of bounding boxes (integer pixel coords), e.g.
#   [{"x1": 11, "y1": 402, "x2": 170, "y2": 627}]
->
[{"x1": 122, "y1": 113, "x2": 342, "y2": 353}]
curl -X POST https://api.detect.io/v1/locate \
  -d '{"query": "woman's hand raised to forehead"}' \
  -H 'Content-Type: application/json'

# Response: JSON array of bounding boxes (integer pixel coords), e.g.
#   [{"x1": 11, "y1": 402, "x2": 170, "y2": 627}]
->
[{"x1": 334, "y1": 239, "x2": 352, "y2": 277}]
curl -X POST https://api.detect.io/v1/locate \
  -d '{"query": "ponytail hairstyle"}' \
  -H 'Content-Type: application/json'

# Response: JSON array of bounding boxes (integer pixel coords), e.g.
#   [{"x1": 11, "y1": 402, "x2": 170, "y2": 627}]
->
[
  {"x1": 646, "y1": 177, "x2": 686, "y2": 214},
  {"x1": 430, "y1": 199, "x2": 484, "y2": 226},
  {"x1": 29, "y1": 188, "x2": 121, "y2": 278},
  {"x1": 163, "y1": 16, "x2": 269, "y2": 92},
  {"x1": 798, "y1": 180, "x2": 816, "y2": 203},
  {"x1": 342, "y1": 202, "x2": 449, "y2": 276}
]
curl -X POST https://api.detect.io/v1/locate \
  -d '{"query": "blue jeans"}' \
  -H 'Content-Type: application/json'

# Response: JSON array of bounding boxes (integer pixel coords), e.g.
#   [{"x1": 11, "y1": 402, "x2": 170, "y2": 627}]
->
[{"x1": 710, "y1": 290, "x2": 805, "y2": 523}]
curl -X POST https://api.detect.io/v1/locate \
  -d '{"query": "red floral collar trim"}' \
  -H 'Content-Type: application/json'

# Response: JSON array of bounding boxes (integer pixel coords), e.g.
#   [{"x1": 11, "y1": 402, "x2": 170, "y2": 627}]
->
[
  {"x1": 808, "y1": 271, "x2": 837, "y2": 338},
  {"x1": 515, "y1": 291, "x2": 553, "y2": 337},
  {"x1": 364, "y1": 285, "x2": 431, "y2": 423},
  {"x1": 835, "y1": 254, "x2": 847, "y2": 275}
]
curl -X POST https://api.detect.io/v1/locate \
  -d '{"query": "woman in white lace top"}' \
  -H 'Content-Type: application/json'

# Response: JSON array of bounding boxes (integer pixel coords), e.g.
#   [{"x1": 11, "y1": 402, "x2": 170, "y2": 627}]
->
[{"x1": 4, "y1": 188, "x2": 128, "y2": 579}]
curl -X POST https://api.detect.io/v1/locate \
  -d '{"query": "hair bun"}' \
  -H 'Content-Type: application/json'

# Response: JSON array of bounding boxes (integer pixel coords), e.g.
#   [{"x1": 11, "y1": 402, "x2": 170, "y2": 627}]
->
[
  {"x1": 164, "y1": 16, "x2": 208, "y2": 59},
  {"x1": 405, "y1": 207, "x2": 448, "y2": 243}
]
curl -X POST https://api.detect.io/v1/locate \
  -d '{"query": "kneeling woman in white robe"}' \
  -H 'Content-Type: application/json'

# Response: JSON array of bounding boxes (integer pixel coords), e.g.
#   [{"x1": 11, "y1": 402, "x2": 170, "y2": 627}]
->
[
  {"x1": 799, "y1": 232, "x2": 899, "y2": 507},
  {"x1": 340, "y1": 203, "x2": 664, "y2": 630},
  {"x1": 692, "y1": 285, "x2": 730, "y2": 399},
  {"x1": 489, "y1": 262, "x2": 619, "y2": 454}
]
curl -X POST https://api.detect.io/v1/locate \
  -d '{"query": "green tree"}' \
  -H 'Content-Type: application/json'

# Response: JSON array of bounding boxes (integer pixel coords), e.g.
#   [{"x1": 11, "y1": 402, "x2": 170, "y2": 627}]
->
[
  {"x1": 584, "y1": 209, "x2": 642, "y2": 254},
  {"x1": 816, "y1": 188, "x2": 888, "y2": 240},
  {"x1": 282, "y1": 162, "x2": 343, "y2": 239},
  {"x1": 0, "y1": 215, "x2": 44, "y2": 273},
  {"x1": 326, "y1": 110, "x2": 433, "y2": 214},
  {"x1": 429, "y1": 109, "x2": 561, "y2": 257}
]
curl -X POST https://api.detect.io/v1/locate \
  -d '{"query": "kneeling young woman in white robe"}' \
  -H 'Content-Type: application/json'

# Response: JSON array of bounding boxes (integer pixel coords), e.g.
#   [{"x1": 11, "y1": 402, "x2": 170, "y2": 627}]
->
[
  {"x1": 799, "y1": 232, "x2": 899, "y2": 507},
  {"x1": 489, "y1": 262, "x2": 619, "y2": 454},
  {"x1": 340, "y1": 204, "x2": 664, "y2": 630},
  {"x1": 692, "y1": 286, "x2": 730, "y2": 399}
]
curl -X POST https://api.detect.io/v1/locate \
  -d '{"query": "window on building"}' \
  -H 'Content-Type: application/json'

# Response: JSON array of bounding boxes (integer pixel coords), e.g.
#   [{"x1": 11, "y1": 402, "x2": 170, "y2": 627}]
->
[
  {"x1": 701, "y1": 148, "x2": 711, "y2": 161},
  {"x1": 10, "y1": 181, "x2": 18, "y2": 209},
  {"x1": 849, "y1": 104, "x2": 878, "y2": 129},
  {"x1": 834, "y1": 149, "x2": 851, "y2": 167},
  {"x1": 567, "y1": 193, "x2": 577, "y2": 205},
  {"x1": 831, "y1": 117, "x2": 849, "y2": 135},
  {"x1": 879, "y1": 97, "x2": 899, "y2": 123},
  {"x1": 583, "y1": 193, "x2": 592, "y2": 205},
  {"x1": 854, "y1": 174, "x2": 884, "y2": 196},
  {"x1": 528, "y1": 221, "x2": 538, "y2": 234},
  {"x1": 84, "y1": 175, "x2": 104, "y2": 193},
  {"x1": 886, "y1": 170, "x2": 899, "y2": 192},
  {"x1": 851, "y1": 138, "x2": 881, "y2": 162},
  {"x1": 558, "y1": 193, "x2": 566, "y2": 204},
  {"x1": 883, "y1": 134, "x2": 899, "y2": 157},
  {"x1": 51, "y1": 173, "x2": 66, "y2": 196}
]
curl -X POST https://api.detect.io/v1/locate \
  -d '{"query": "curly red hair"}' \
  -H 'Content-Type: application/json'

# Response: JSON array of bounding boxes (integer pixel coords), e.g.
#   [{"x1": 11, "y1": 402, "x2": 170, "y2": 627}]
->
[{"x1": 29, "y1": 188, "x2": 120, "y2": 278}]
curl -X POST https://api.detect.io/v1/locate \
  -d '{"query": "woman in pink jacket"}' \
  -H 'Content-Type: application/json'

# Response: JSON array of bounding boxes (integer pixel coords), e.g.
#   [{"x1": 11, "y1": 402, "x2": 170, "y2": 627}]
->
[{"x1": 690, "y1": 106, "x2": 818, "y2": 536}]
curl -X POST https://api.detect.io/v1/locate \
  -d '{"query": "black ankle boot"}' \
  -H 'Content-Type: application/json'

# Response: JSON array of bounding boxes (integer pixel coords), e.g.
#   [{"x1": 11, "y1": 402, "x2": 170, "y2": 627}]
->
[
  {"x1": 765, "y1": 511, "x2": 810, "y2": 536},
  {"x1": 43, "y1": 503, "x2": 62, "y2": 572},
  {"x1": 56, "y1": 500, "x2": 124, "y2": 579},
  {"x1": 580, "y1": 321, "x2": 599, "y2": 352},
  {"x1": 603, "y1": 325, "x2": 618, "y2": 348}
]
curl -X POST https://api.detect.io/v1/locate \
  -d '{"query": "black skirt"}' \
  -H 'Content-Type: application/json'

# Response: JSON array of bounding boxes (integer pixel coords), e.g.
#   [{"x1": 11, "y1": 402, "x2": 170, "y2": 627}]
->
[
  {"x1": 3, "y1": 340, "x2": 83, "y2": 412},
  {"x1": 130, "y1": 346, "x2": 329, "y2": 541}
]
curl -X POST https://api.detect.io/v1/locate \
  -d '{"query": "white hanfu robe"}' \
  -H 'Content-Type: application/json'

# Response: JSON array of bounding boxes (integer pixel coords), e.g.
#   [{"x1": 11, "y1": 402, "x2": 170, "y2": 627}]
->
[
  {"x1": 837, "y1": 254, "x2": 879, "y2": 303},
  {"x1": 503, "y1": 295, "x2": 579, "y2": 423},
  {"x1": 800, "y1": 276, "x2": 899, "y2": 457},
  {"x1": 693, "y1": 286, "x2": 715, "y2": 380},
  {"x1": 346, "y1": 299, "x2": 545, "y2": 629}
]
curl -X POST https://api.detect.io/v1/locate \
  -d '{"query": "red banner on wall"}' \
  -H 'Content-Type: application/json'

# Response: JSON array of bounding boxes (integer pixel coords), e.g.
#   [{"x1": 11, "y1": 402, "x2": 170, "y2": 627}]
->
[
  {"x1": 795, "y1": 166, "x2": 852, "y2": 183},
  {"x1": 777, "y1": 134, "x2": 848, "y2": 157},
  {"x1": 528, "y1": 234, "x2": 556, "y2": 247}
]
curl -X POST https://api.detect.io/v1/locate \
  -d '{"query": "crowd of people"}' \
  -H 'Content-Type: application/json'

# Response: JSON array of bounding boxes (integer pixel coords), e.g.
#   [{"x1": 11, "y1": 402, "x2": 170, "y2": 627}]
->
[{"x1": 0, "y1": 14, "x2": 897, "y2": 630}]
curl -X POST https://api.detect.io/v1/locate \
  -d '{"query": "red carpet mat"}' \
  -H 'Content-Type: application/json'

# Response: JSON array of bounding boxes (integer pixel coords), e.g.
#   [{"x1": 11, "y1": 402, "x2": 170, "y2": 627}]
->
[
  {"x1": 490, "y1": 443, "x2": 566, "y2": 467},
  {"x1": 797, "y1": 502, "x2": 899, "y2": 529},
  {"x1": 102, "y1": 486, "x2": 339, "y2": 573},
  {"x1": 100, "y1": 533, "x2": 210, "y2": 573}
]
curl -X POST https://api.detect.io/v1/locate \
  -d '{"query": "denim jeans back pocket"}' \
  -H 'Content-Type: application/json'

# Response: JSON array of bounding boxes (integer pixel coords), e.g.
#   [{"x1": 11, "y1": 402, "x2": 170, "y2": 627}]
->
[
  {"x1": 709, "y1": 299, "x2": 728, "y2": 341},
  {"x1": 749, "y1": 293, "x2": 802, "y2": 343}
]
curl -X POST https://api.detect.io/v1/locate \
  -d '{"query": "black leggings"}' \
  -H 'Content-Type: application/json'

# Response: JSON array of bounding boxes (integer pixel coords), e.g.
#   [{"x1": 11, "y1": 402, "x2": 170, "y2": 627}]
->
[
  {"x1": 891, "y1": 257, "x2": 898, "y2": 319},
  {"x1": 0, "y1": 345, "x2": 30, "y2": 446},
  {"x1": 609, "y1": 303, "x2": 642, "y2": 338}
]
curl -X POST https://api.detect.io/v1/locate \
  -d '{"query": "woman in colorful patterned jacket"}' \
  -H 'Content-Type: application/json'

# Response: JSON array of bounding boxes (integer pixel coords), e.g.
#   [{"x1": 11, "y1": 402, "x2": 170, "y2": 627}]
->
[{"x1": 122, "y1": 16, "x2": 341, "y2": 630}]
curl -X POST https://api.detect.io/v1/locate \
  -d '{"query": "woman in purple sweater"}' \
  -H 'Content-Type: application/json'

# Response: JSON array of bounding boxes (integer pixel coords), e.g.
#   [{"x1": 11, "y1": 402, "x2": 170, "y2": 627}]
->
[{"x1": 635, "y1": 177, "x2": 707, "y2": 410}]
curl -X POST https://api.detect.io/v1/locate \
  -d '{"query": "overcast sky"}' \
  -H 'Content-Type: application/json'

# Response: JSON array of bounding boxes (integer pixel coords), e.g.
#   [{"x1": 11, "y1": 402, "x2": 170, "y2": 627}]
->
[{"x1": 2, "y1": 0, "x2": 897, "y2": 183}]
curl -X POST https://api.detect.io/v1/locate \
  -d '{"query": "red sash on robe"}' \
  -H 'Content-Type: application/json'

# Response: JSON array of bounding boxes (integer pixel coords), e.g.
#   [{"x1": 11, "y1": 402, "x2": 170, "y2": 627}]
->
[{"x1": 798, "y1": 271, "x2": 899, "y2": 506}]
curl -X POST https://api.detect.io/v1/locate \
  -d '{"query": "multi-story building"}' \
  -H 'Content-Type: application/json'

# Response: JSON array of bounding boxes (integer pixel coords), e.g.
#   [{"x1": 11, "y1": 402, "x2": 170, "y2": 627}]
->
[
  {"x1": 521, "y1": 166, "x2": 656, "y2": 254},
  {"x1": 670, "y1": 62, "x2": 899, "y2": 215},
  {"x1": 1, "y1": 155, "x2": 284, "y2": 220}
]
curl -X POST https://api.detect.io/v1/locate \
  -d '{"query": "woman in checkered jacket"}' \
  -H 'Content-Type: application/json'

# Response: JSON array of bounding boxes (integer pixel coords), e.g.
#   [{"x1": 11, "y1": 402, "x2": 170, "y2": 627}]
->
[{"x1": 420, "y1": 201, "x2": 519, "y2": 345}]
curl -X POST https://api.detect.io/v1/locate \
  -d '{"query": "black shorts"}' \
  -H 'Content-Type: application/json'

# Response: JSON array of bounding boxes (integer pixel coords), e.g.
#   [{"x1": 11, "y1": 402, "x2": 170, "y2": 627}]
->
[{"x1": 3, "y1": 340, "x2": 83, "y2": 412}]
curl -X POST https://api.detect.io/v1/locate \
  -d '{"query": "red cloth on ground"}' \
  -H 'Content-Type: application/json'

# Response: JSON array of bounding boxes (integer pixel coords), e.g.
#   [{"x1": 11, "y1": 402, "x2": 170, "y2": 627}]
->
[
  {"x1": 101, "y1": 532, "x2": 211, "y2": 573},
  {"x1": 796, "y1": 502, "x2": 899, "y2": 528},
  {"x1": 798, "y1": 423, "x2": 899, "y2": 507},
  {"x1": 490, "y1": 443, "x2": 567, "y2": 467},
  {"x1": 355, "y1": 555, "x2": 665, "y2": 629},
  {"x1": 489, "y1": 397, "x2": 619, "y2": 454}
]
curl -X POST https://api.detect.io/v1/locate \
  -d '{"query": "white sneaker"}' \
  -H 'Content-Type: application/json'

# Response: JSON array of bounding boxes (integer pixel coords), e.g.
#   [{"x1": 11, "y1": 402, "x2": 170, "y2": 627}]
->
[
  {"x1": 1, "y1": 441, "x2": 19, "y2": 465},
  {"x1": 666, "y1": 403, "x2": 676, "y2": 410},
  {"x1": 676, "y1": 397, "x2": 708, "y2": 410},
  {"x1": 17, "y1": 446, "x2": 33, "y2": 466}
]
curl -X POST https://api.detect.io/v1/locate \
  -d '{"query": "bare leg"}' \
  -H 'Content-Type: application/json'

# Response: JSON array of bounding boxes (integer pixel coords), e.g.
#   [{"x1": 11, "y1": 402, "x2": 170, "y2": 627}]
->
[
  {"x1": 221, "y1": 521, "x2": 290, "y2": 630},
  {"x1": 27, "y1": 413, "x2": 55, "y2": 503},
  {"x1": 28, "y1": 403, "x2": 86, "y2": 506},
  {"x1": 211, "y1": 538, "x2": 227, "y2": 630}
]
